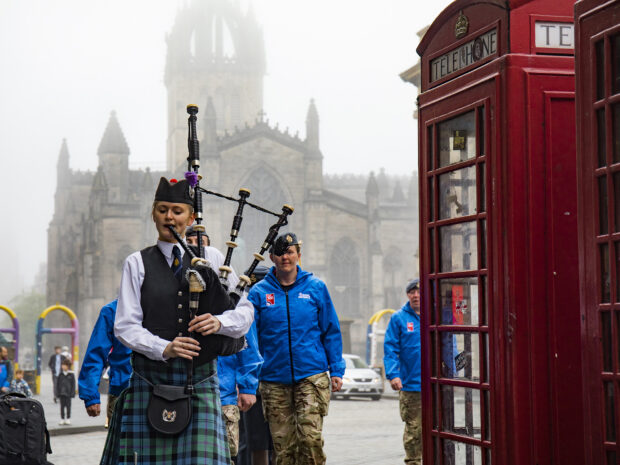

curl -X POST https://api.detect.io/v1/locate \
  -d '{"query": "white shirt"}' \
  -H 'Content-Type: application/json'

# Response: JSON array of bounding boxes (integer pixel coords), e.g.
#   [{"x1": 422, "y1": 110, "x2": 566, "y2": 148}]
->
[{"x1": 115, "y1": 240, "x2": 254, "y2": 361}]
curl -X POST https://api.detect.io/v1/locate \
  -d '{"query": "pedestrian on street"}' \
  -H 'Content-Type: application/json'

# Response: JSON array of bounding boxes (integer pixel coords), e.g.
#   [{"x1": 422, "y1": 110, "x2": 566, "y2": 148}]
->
[
  {"x1": 10, "y1": 369, "x2": 33, "y2": 397},
  {"x1": 217, "y1": 323, "x2": 262, "y2": 464},
  {"x1": 0, "y1": 356, "x2": 10, "y2": 393},
  {"x1": 383, "y1": 278, "x2": 422, "y2": 465},
  {"x1": 248, "y1": 232, "x2": 345, "y2": 465},
  {"x1": 78, "y1": 299, "x2": 132, "y2": 427},
  {"x1": 100, "y1": 177, "x2": 254, "y2": 465},
  {"x1": 61, "y1": 346, "x2": 72, "y2": 363},
  {"x1": 57, "y1": 359, "x2": 76, "y2": 425},
  {"x1": 237, "y1": 266, "x2": 275, "y2": 465},
  {"x1": 0, "y1": 345, "x2": 13, "y2": 384},
  {"x1": 48, "y1": 345, "x2": 68, "y2": 402}
]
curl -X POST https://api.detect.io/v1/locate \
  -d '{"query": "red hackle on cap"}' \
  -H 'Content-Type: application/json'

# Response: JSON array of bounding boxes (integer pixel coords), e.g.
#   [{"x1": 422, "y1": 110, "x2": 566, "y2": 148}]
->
[{"x1": 169, "y1": 178, "x2": 178, "y2": 183}]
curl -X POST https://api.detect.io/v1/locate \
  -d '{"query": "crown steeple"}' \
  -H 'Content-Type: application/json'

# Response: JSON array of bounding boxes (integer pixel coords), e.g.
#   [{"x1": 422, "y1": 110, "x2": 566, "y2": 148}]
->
[{"x1": 165, "y1": 0, "x2": 266, "y2": 170}]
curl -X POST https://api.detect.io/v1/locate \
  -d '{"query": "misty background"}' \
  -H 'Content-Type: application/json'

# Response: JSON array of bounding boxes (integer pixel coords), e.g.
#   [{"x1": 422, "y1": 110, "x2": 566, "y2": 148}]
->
[{"x1": 0, "y1": 0, "x2": 451, "y2": 363}]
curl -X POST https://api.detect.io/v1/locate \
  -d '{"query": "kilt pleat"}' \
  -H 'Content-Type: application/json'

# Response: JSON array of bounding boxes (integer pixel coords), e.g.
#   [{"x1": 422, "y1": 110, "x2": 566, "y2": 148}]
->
[{"x1": 100, "y1": 356, "x2": 230, "y2": 465}]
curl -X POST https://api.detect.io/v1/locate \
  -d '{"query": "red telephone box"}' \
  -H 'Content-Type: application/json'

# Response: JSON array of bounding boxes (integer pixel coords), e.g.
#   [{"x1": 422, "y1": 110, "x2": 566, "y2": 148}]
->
[
  {"x1": 575, "y1": 1, "x2": 620, "y2": 463},
  {"x1": 415, "y1": 1, "x2": 583, "y2": 464}
]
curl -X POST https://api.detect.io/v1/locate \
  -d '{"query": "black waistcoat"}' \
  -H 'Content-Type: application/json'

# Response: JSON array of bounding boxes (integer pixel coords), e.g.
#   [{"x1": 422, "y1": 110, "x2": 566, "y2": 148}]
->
[{"x1": 139, "y1": 245, "x2": 244, "y2": 366}]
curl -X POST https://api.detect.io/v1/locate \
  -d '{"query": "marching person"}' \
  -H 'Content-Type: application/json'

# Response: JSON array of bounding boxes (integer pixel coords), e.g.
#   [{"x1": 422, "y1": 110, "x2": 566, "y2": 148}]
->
[
  {"x1": 237, "y1": 266, "x2": 275, "y2": 465},
  {"x1": 248, "y1": 232, "x2": 345, "y2": 465},
  {"x1": 186, "y1": 223, "x2": 210, "y2": 246},
  {"x1": 186, "y1": 225, "x2": 263, "y2": 465},
  {"x1": 78, "y1": 299, "x2": 132, "y2": 427},
  {"x1": 100, "y1": 177, "x2": 254, "y2": 465},
  {"x1": 217, "y1": 324, "x2": 262, "y2": 464},
  {"x1": 383, "y1": 278, "x2": 422, "y2": 465}
]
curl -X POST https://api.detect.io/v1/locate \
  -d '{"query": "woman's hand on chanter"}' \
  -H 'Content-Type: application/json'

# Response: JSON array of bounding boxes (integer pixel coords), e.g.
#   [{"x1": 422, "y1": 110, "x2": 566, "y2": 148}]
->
[
  {"x1": 188, "y1": 313, "x2": 222, "y2": 336},
  {"x1": 163, "y1": 337, "x2": 201, "y2": 360}
]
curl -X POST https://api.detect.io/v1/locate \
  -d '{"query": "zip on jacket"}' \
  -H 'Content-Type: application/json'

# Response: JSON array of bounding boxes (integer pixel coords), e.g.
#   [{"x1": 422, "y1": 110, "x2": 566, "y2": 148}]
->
[{"x1": 285, "y1": 289, "x2": 296, "y2": 385}]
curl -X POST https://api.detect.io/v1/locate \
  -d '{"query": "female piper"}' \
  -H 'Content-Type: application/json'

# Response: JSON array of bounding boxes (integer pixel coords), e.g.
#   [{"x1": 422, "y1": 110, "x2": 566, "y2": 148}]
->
[{"x1": 100, "y1": 177, "x2": 254, "y2": 465}]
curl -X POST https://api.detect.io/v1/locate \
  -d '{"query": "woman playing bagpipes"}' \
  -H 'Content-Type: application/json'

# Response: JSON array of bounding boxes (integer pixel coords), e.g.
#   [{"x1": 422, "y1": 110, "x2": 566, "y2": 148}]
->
[{"x1": 100, "y1": 176, "x2": 254, "y2": 465}]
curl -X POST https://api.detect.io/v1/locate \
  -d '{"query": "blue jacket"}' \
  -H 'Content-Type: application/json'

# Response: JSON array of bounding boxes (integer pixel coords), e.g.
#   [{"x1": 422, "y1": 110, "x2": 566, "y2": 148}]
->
[
  {"x1": 383, "y1": 302, "x2": 421, "y2": 392},
  {"x1": 248, "y1": 266, "x2": 345, "y2": 384},
  {"x1": 0, "y1": 363, "x2": 8, "y2": 390},
  {"x1": 217, "y1": 323, "x2": 263, "y2": 407},
  {"x1": 78, "y1": 300, "x2": 132, "y2": 407}
]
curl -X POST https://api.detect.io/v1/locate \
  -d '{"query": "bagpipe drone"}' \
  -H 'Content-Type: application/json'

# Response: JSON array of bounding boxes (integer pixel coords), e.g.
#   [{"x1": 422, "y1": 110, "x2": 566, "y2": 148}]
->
[{"x1": 166, "y1": 104, "x2": 294, "y2": 365}]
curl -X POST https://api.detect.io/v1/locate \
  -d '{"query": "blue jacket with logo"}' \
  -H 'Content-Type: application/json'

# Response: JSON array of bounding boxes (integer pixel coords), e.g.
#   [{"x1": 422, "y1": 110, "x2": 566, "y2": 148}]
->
[
  {"x1": 217, "y1": 322, "x2": 263, "y2": 407},
  {"x1": 78, "y1": 300, "x2": 132, "y2": 407},
  {"x1": 383, "y1": 302, "x2": 421, "y2": 392},
  {"x1": 248, "y1": 266, "x2": 345, "y2": 384}
]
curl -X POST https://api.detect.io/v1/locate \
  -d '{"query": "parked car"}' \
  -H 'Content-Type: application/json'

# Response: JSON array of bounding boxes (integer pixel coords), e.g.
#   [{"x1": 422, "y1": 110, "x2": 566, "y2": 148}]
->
[{"x1": 333, "y1": 354, "x2": 383, "y2": 400}]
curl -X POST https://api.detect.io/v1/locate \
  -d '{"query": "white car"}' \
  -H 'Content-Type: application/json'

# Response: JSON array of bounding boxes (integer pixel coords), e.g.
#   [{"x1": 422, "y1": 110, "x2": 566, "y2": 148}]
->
[{"x1": 333, "y1": 354, "x2": 383, "y2": 401}]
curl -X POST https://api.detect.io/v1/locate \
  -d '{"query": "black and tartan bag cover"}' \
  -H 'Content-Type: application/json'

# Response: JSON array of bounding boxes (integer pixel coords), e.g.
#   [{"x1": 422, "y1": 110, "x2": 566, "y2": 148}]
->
[
  {"x1": 147, "y1": 384, "x2": 192, "y2": 435},
  {"x1": 0, "y1": 392, "x2": 53, "y2": 465}
]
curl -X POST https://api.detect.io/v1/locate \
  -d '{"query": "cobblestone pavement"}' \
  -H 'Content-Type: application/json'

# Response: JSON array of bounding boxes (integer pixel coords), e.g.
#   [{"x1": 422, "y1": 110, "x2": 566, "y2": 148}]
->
[{"x1": 47, "y1": 393, "x2": 405, "y2": 464}]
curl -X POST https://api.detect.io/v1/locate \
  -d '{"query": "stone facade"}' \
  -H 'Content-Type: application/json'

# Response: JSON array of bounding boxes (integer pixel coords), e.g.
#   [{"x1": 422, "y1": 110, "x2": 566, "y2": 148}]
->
[{"x1": 47, "y1": 0, "x2": 419, "y2": 356}]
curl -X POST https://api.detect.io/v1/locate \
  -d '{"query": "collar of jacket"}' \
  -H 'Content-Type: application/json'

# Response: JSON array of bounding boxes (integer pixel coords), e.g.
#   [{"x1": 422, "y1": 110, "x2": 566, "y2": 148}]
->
[{"x1": 264, "y1": 265, "x2": 312, "y2": 291}]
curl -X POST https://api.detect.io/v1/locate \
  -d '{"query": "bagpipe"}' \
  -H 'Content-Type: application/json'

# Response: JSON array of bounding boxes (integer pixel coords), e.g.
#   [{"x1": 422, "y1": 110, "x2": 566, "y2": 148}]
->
[{"x1": 166, "y1": 104, "x2": 293, "y2": 365}]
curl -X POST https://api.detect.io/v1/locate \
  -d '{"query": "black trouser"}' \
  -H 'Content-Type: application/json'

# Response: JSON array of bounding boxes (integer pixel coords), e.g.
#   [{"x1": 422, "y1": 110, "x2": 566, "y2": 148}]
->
[
  {"x1": 52, "y1": 374, "x2": 58, "y2": 398},
  {"x1": 59, "y1": 395, "x2": 71, "y2": 419}
]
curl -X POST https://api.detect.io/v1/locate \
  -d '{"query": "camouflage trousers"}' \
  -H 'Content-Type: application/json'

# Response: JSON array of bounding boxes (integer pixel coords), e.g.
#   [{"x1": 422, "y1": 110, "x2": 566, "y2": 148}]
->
[
  {"x1": 400, "y1": 390, "x2": 422, "y2": 465},
  {"x1": 221, "y1": 404, "x2": 240, "y2": 460},
  {"x1": 259, "y1": 372, "x2": 331, "y2": 465},
  {"x1": 106, "y1": 394, "x2": 118, "y2": 423}
]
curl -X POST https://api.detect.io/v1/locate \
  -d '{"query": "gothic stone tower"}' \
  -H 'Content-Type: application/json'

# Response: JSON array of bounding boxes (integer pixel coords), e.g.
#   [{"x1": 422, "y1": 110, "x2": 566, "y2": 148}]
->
[{"x1": 165, "y1": 0, "x2": 265, "y2": 171}]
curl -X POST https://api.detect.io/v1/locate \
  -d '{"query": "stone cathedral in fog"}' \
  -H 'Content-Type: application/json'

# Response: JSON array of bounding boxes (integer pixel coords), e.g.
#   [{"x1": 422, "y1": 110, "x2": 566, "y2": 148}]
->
[{"x1": 47, "y1": 0, "x2": 418, "y2": 354}]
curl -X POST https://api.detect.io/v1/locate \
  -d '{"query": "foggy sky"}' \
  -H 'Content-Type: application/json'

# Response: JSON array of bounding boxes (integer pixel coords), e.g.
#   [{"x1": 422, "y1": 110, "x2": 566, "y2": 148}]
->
[{"x1": 0, "y1": 0, "x2": 452, "y2": 300}]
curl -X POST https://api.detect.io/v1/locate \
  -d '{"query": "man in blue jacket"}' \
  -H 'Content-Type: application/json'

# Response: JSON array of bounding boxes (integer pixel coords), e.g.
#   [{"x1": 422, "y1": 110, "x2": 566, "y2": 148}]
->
[
  {"x1": 384, "y1": 278, "x2": 422, "y2": 465},
  {"x1": 78, "y1": 300, "x2": 132, "y2": 426},
  {"x1": 248, "y1": 232, "x2": 345, "y2": 465},
  {"x1": 218, "y1": 323, "x2": 263, "y2": 464}
]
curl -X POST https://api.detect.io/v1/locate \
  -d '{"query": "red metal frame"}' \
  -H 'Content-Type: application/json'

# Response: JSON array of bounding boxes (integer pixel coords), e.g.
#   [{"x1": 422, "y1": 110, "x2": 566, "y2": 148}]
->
[
  {"x1": 575, "y1": 2, "x2": 620, "y2": 462},
  {"x1": 420, "y1": 73, "x2": 498, "y2": 465}
]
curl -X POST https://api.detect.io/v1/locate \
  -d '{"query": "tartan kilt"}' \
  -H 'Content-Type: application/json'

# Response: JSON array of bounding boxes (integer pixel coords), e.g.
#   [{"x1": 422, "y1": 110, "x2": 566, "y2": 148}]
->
[{"x1": 100, "y1": 355, "x2": 230, "y2": 465}]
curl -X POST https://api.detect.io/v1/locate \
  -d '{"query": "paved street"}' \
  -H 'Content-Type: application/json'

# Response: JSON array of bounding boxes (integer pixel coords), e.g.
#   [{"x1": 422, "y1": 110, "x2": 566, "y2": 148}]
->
[
  {"x1": 44, "y1": 384, "x2": 406, "y2": 464},
  {"x1": 36, "y1": 369, "x2": 109, "y2": 432}
]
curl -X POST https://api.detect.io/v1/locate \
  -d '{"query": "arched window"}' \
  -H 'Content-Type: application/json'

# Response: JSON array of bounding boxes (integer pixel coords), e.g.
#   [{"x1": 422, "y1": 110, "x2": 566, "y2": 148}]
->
[
  {"x1": 232, "y1": 168, "x2": 289, "y2": 273},
  {"x1": 210, "y1": 14, "x2": 237, "y2": 59},
  {"x1": 329, "y1": 238, "x2": 360, "y2": 318}
]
